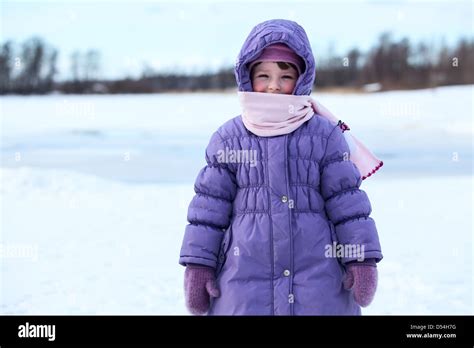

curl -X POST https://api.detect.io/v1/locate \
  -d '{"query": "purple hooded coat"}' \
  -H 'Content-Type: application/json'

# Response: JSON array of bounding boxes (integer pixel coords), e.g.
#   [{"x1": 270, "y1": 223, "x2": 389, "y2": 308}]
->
[{"x1": 179, "y1": 19, "x2": 383, "y2": 315}]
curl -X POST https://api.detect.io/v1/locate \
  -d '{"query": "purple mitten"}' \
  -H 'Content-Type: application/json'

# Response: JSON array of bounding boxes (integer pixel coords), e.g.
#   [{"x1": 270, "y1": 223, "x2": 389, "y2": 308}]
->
[
  {"x1": 184, "y1": 264, "x2": 220, "y2": 315},
  {"x1": 343, "y1": 262, "x2": 378, "y2": 307}
]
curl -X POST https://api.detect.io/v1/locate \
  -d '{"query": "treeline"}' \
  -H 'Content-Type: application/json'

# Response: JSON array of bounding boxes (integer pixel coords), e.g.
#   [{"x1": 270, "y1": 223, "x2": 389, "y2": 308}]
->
[
  {"x1": 0, "y1": 37, "x2": 58, "y2": 94},
  {"x1": 316, "y1": 33, "x2": 474, "y2": 90},
  {"x1": 1, "y1": 33, "x2": 473, "y2": 95}
]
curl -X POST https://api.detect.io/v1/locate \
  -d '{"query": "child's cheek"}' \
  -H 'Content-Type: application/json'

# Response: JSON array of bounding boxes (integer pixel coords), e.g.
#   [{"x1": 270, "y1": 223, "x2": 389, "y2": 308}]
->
[
  {"x1": 282, "y1": 80, "x2": 296, "y2": 94},
  {"x1": 252, "y1": 79, "x2": 266, "y2": 92}
]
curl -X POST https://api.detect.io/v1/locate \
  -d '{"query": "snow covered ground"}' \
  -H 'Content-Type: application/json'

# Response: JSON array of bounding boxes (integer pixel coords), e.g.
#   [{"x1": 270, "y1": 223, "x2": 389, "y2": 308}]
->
[{"x1": 0, "y1": 85, "x2": 472, "y2": 314}]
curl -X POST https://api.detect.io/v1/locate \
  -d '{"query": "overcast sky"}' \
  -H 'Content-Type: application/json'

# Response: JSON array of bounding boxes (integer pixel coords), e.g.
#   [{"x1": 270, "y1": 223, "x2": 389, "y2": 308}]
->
[{"x1": 1, "y1": 0, "x2": 472, "y2": 79}]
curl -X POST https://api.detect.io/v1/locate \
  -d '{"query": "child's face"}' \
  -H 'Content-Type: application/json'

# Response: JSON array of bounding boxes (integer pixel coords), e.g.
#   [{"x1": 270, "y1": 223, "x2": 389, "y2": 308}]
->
[{"x1": 251, "y1": 62, "x2": 298, "y2": 94}]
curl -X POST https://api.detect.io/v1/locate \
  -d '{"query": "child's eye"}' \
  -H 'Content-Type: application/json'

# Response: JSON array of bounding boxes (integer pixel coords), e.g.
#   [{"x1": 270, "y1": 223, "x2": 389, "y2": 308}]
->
[
  {"x1": 282, "y1": 75, "x2": 295, "y2": 79},
  {"x1": 257, "y1": 74, "x2": 268, "y2": 78}
]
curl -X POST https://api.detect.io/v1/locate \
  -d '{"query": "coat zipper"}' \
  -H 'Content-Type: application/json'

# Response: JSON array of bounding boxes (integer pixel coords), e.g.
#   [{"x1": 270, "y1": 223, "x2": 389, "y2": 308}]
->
[
  {"x1": 265, "y1": 138, "x2": 275, "y2": 315},
  {"x1": 284, "y1": 135, "x2": 295, "y2": 315}
]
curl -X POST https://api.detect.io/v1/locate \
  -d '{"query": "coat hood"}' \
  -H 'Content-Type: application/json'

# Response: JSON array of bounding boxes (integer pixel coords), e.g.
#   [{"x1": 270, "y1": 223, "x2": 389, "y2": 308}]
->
[{"x1": 234, "y1": 19, "x2": 316, "y2": 96}]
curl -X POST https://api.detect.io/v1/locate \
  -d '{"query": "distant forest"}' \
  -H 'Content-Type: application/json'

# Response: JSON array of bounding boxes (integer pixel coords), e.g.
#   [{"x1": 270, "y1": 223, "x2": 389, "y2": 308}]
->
[{"x1": 1, "y1": 32, "x2": 473, "y2": 95}]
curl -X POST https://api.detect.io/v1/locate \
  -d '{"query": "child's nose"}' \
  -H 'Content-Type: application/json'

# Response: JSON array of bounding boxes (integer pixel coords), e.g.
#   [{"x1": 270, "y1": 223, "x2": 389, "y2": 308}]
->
[{"x1": 268, "y1": 78, "x2": 281, "y2": 92}]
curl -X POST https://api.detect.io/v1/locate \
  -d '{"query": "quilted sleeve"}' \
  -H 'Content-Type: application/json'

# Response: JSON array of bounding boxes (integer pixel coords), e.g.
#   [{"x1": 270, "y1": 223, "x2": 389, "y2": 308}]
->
[
  {"x1": 320, "y1": 125, "x2": 383, "y2": 264},
  {"x1": 178, "y1": 131, "x2": 237, "y2": 269}
]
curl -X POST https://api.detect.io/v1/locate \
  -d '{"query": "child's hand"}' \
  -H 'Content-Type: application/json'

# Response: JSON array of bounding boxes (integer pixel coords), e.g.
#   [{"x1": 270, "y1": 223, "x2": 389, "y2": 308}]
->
[
  {"x1": 343, "y1": 262, "x2": 378, "y2": 307},
  {"x1": 184, "y1": 264, "x2": 220, "y2": 315}
]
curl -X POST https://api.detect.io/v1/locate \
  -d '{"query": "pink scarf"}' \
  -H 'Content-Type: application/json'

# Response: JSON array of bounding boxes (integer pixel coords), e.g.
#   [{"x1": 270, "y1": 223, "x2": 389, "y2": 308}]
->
[{"x1": 238, "y1": 91, "x2": 383, "y2": 180}]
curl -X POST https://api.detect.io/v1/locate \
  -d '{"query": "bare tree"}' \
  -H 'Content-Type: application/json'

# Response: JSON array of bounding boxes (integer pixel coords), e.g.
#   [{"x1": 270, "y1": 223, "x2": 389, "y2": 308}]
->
[
  {"x1": 70, "y1": 50, "x2": 80, "y2": 82},
  {"x1": 0, "y1": 41, "x2": 13, "y2": 93},
  {"x1": 84, "y1": 49, "x2": 100, "y2": 81}
]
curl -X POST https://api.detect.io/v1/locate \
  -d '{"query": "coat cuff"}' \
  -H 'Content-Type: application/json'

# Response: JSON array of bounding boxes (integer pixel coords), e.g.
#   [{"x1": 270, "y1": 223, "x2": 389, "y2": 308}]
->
[
  {"x1": 346, "y1": 258, "x2": 377, "y2": 267},
  {"x1": 179, "y1": 224, "x2": 224, "y2": 269}
]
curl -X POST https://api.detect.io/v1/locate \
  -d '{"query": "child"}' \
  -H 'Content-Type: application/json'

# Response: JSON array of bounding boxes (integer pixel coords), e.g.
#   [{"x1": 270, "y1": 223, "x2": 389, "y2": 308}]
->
[{"x1": 179, "y1": 19, "x2": 383, "y2": 315}]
